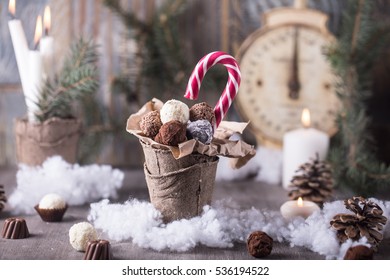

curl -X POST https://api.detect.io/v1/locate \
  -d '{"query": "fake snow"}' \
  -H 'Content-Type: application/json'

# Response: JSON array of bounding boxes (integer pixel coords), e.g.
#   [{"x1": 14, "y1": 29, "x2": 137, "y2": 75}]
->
[
  {"x1": 88, "y1": 198, "x2": 390, "y2": 259},
  {"x1": 8, "y1": 156, "x2": 124, "y2": 214}
]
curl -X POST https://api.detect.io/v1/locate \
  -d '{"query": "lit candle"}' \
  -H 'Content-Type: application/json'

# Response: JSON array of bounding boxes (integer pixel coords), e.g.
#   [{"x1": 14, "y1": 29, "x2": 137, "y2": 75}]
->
[
  {"x1": 26, "y1": 16, "x2": 43, "y2": 122},
  {"x1": 40, "y1": 5, "x2": 54, "y2": 80},
  {"x1": 8, "y1": 0, "x2": 29, "y2": 97},
  {"x1": 282, "y1": 108, "x2": 329, "y2": 189},
  {"x1": 280, "y1": 197, "x2": 320, "y2": 219}
]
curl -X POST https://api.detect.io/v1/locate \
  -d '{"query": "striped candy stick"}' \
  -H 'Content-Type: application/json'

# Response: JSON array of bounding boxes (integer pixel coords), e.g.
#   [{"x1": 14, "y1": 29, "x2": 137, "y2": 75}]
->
[{"x1": 184, "y1": 51, "x2": 241, "y2": 129}]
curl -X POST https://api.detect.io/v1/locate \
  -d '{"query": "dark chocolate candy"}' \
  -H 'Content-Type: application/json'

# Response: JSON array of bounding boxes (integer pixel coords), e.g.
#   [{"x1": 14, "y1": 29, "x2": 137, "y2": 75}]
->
[
  {"x1": 84, "y1": 239, "x2": 112, "y2": 260},
  {"x1": 1, "y1": 217, "x2": 30, "y2": 239}
]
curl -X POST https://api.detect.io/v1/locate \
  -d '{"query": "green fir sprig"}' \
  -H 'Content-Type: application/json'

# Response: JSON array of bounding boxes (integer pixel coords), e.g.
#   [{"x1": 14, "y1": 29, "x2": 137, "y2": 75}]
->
[
  {"x1": 35, "y1": 38, "x2": 99, "y2": 122},
  {"x1": 326, "y1": 0, "x2": 390, "y2": 195}
]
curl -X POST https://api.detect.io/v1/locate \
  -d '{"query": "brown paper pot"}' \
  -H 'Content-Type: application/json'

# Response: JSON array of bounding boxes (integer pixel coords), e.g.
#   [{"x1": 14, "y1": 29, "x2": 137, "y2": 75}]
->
[
  {"x1": 141, "y1": 141, "x2": 219, "y2": 223},
  {"x1": 140, "y1": 140, "x2": 216, "y2": 175},
  {"x1": 14, "y1": 118, "x2": 82, "y2": 166}
]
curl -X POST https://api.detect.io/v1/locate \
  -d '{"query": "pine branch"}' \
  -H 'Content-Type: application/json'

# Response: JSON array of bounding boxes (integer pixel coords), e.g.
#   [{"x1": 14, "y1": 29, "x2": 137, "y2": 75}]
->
[
  {"x1": 102, "y1": 0, "x2": 150, "y2": 34},
  {"x1": 35, "y1": 38, "x2": 99, "y2": 122},
  {"x1": 351, "y1": 0, "x2": 364, "y2": 56},
  {"x1": 327, "y1": 0, "x2": 390, "y2": 195}
]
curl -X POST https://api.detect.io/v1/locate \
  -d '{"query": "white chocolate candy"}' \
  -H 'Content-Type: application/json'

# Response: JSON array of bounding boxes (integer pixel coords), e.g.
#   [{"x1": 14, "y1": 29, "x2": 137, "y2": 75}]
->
[
  {"x1": 160, "y1": 99, "x2": 189, "y2": 124},
  {"x1": 38, "y1": 193, "x2": 66, "y2": 209},
  {"x1": 69, "y1": 222, "x2": 98, "y2": 251}
]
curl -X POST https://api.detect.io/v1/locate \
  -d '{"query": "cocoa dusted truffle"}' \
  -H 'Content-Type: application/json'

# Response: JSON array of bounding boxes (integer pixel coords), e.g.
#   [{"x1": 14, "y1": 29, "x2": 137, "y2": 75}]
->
[
  {"x1": 154, "y1": 120, "x2": 187, "y2": 146},
  {"x1": 186, "y1": 120, "x2": 213, "y2": 144},
  {"x1": 344, "y1": 245, "x2": 374, "y2": 260},
  {"x1": 247, "y1": 231, "x2": 273, "y2": 258},
  {"x1": 189, "y1": 102, "x2": 215, "y2": 126},
  {"x1": 1, "y1": 217, "x2": 30, "y2": 239},
  {"x1": 140, "y1": 110, "x2": 162, "y2": 138},
  {"x1": 84, "y1": 239, "x2": 112, "y2": 260}
]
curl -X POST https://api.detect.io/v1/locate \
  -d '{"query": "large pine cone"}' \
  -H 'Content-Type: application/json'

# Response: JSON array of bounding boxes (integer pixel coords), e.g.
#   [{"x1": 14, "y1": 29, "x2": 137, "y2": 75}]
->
[
  {"x1": 0, "y1": 185, "x2": 6, "y2": 212},
  {"x1": 289, "y1": 154, "x2": 333, "y2": 205},
  {"x1": 330, "y1": 197, "x2": 387, "y2": 248}
]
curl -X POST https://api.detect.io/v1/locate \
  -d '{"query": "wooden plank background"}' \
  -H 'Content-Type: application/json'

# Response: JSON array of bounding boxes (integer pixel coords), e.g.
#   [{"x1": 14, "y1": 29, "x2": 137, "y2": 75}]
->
[{"x1": 0, "y1": 0, "x2": 367, "y2": 167}]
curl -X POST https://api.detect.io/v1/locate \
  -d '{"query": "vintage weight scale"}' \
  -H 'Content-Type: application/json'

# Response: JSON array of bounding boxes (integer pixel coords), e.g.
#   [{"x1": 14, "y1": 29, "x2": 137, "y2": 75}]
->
[{"x1": 236, "y1": 0, "x2": 341, "y2": 148}]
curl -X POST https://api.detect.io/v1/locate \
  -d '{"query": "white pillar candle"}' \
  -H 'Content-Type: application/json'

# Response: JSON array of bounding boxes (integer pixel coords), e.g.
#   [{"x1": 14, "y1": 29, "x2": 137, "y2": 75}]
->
[
  {"x1": 8, "y1": 0, "x2": 29, "y2": 96},
  {"x1": 40, "y1": 6, "x2": 54, "y2": 80},
  {"x1": 40, "y1": 36, "x2": 54, "y2": 80},
  {"x1": 280, "y1": 197, "x2": 320, "y2": 219},
  {"x1": 282, "y1": 108, "x2": 329, "y2": 189},
  {"x1": 26, "y1": 50, "x2": 42, "y2": 122},
  {"x1": 25, "y1": 16, "x2": 43, "y2": 123}
]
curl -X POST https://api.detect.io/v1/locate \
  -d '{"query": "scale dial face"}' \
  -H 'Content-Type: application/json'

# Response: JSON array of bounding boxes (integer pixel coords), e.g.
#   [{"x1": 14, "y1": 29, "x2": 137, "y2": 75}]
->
[{"x1": 236, "y1": 24, "x2": 341, "y2": 147}]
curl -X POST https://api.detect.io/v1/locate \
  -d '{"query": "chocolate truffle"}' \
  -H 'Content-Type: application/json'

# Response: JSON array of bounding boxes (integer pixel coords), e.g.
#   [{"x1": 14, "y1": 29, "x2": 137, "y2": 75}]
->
[
  {"x1": 35, "y1": 193, "x2": 68, "y2": 222},
  {"x1": 69, "y1": 222, "x2": 98, "y2": 252},
  {"x1": 189, "y1": 102, "x2": 215, "y2": 126},
  {"x1": 186, "y1": 120, "x2": 213, "y2": 144},
  {"x1": 160, "y1": 99, "x2": 189, "y2": 124},
  {"x1": 140, "y1": 110, "x2": 162, "y2": 138},
  {"x1": 344, "y1": 245, "x2": 374, "y2": 260},
  {"x1": 247, "y1": 231, "x2": 273, "y2": 258},
  {"x1": 1, "y1": 217, "x2": 30, "y2": 239},
  {"x1": 154, "y1": 120, "x2": 187, "y2": 146},
  {"x1": 84, "y1": 239, "x2": 112, "y2": 260}
]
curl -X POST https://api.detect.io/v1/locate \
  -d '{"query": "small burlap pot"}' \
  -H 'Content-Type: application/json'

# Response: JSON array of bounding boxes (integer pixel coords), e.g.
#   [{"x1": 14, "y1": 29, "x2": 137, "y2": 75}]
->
[
  {"x1": 141, "y1": 140, "x2": 219, "y2": 223},
  {"x1": 14, "y1": 117, "x2": 82, "y2": 166}
]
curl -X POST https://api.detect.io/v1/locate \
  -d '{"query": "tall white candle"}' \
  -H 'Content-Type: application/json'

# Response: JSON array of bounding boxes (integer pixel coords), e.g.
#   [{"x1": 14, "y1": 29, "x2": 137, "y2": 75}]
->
[
  {"x1": 282, "y1": 108, "x2": 329, "y2": 189},
  {"x1": 40, "y1": 6, "x2": 54, "y2": 81},
  {"x1": 25, "y1": 16, "x2": 43, "y2": 122},
  {"x1": 27, "y1": 50, "x2": 42, "y2": 122},
  {"x1": 8, "y1": 0, "x2": 29, "y2": 96}
]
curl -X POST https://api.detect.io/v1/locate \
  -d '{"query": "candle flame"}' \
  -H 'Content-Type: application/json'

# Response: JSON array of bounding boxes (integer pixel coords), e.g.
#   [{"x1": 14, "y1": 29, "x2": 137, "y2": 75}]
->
[
  {"x1": 9, "y1": 0, "x2": 16, "y2": 16},
  {"x1": 34, "y1": 15, "x2": 42, "y2": 47},
  {"x1": 301, "y1": 108, "x2": 311, "y2": 128},
  {"x1": 297, "y1": 197, "x2": 303, "y2": 207},
  {"x1": 43, "y1": 6, "x2": 51, "y2": 35}
]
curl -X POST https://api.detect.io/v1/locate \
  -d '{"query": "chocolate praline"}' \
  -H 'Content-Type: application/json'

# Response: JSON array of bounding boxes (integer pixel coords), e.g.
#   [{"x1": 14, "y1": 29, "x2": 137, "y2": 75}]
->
[
  {"x1": 140, "y1": 110, "x2": 163, "y2": 138},
  {"x1": 160, "y1": 99, "x2": 189, "y2": 124},
  {"x1": 84, "y1": 239, "x2": 112, "y2": 260},
  {"x1": 186, "y1": 120, "x2": 213, "y2": 144},
  {"x1": 154, "y1": 120, "x2": 187, "y2": 146},
  {"x1": 247, "y1": 231, "x2": 273, "y2": 258},
  {"x1": 344, "y1": 245, "x2": 374, "y2": 260},
  {"x1": 189, "y1": 102, "x2": 215, "y2": 126},
  {"x1": 1, "y1": 217, "x2": 30, "y2": 239}
]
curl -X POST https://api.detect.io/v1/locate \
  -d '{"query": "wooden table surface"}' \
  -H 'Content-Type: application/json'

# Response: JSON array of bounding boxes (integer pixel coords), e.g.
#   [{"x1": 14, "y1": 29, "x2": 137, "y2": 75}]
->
[{"x1": 1, "y1": 167, "x2": 389, "y2": 260}]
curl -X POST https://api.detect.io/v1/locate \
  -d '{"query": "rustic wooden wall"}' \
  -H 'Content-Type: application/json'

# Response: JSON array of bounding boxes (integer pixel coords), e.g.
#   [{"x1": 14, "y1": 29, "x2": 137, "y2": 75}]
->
[{"x1": 2, "y1": 0, "x2": 388, "y2": 167}]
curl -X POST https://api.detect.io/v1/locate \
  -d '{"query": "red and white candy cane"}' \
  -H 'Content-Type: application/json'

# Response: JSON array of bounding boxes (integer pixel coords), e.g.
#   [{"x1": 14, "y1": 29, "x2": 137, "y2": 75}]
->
[{"x1": 184, "y1": 51, "x2": 241, "y2": 129}]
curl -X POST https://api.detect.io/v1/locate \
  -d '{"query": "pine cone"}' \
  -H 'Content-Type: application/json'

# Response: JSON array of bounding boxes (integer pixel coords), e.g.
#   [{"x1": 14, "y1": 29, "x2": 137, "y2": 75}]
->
[
  {"x1": 330, "y1": 196, "x2": 387, "y2": 248},
  {"x1": 288, "y1": 154, "x2": 333, "y2": 205},
  {"x1": 0, "y1": 185, "x2": 6, "y2": 212}
]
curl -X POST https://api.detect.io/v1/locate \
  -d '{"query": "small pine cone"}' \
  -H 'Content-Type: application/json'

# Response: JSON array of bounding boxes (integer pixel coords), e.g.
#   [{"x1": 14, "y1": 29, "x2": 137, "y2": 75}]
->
[
  {"x1": 288, "y1": 154, "x2": 333, "y2": 205},
  {"x1": 0, "y1": 185, "x2": 6, "y2": 212},
  {"x1": 330, "y1": 196, "x2": 387, "y2": 248}
]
